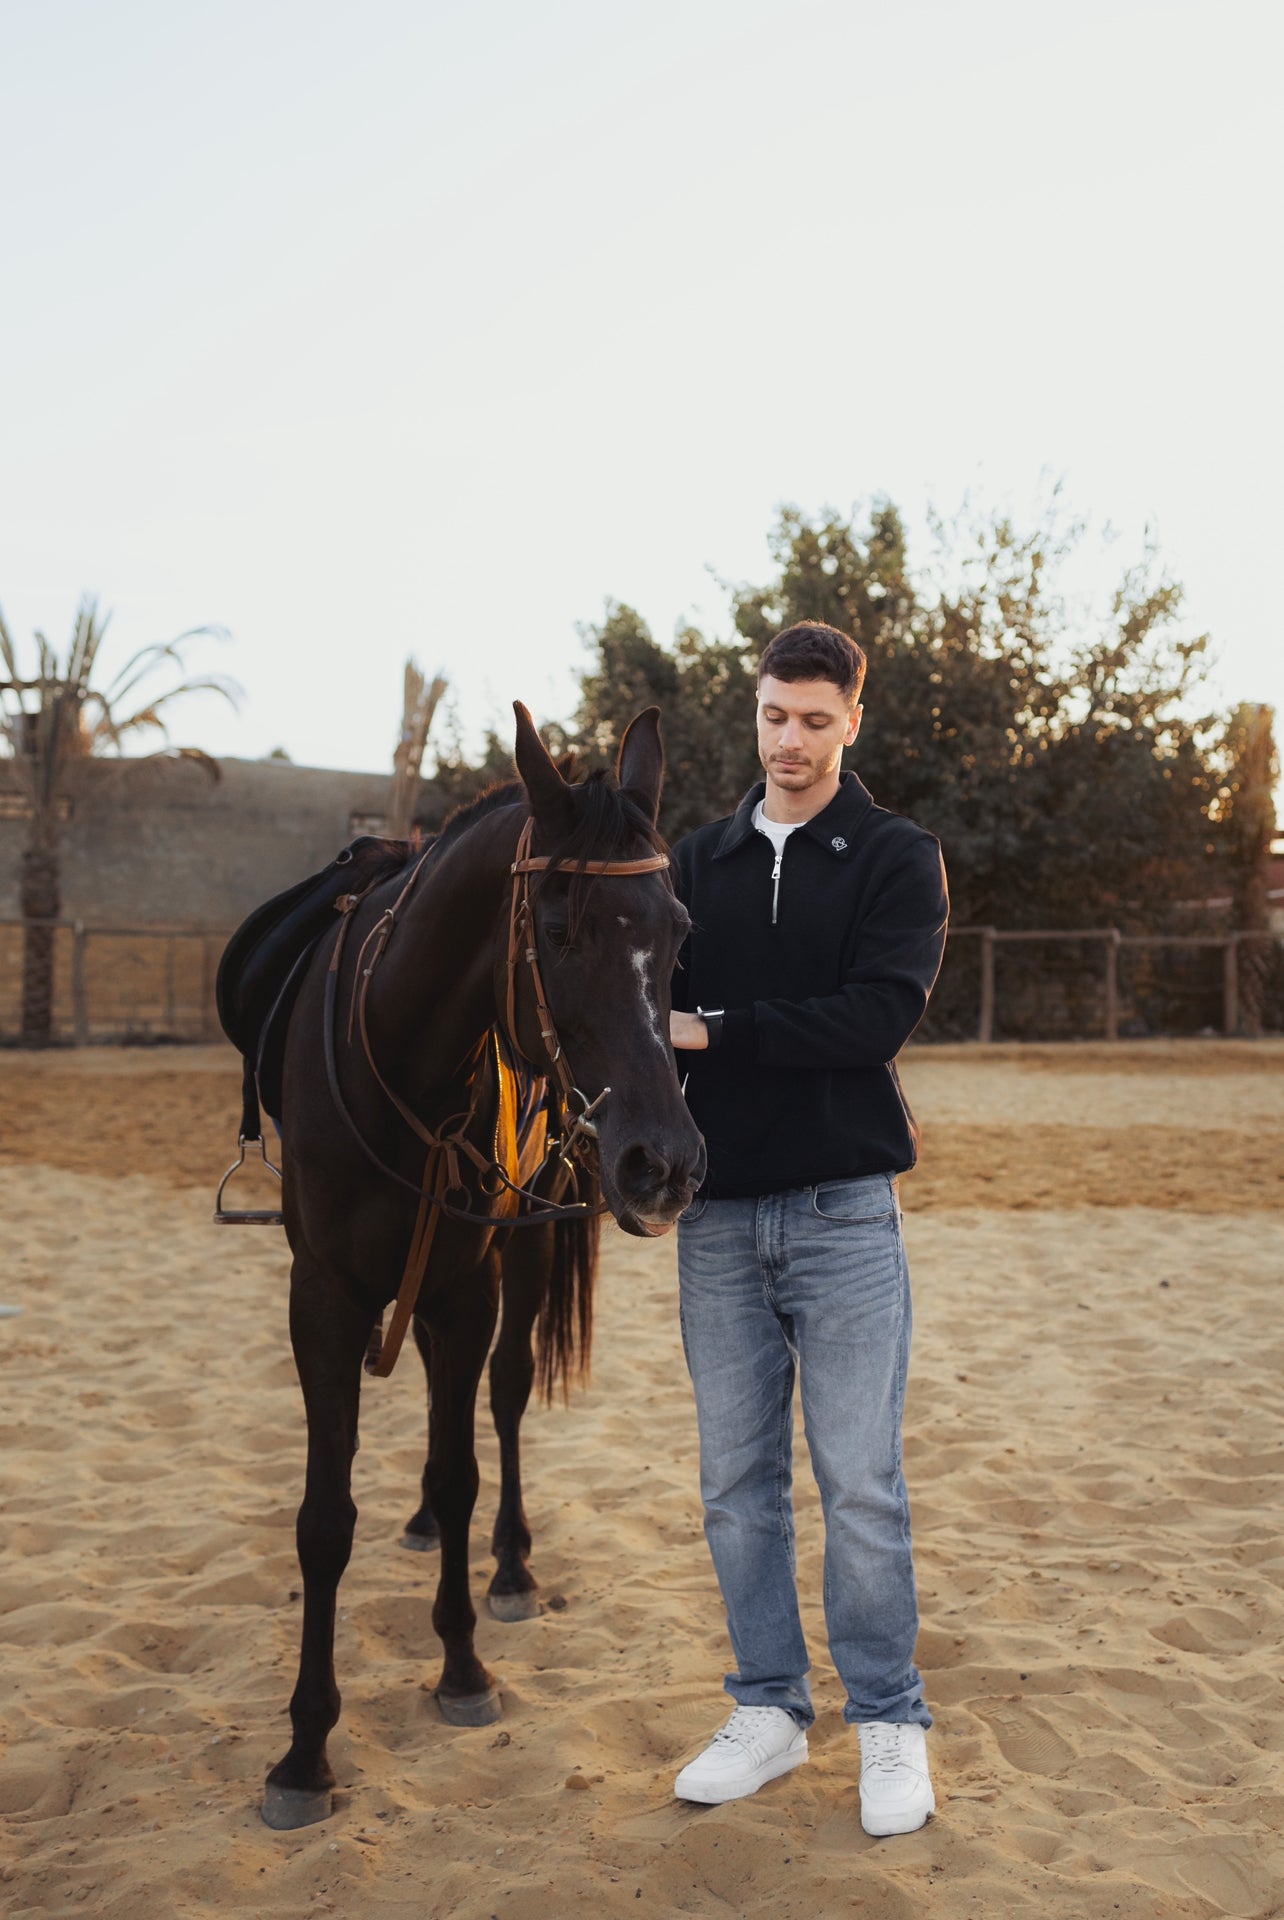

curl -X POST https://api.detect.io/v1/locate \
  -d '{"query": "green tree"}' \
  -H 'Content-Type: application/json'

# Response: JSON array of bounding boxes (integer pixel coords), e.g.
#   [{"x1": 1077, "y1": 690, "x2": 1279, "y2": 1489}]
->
[
  {"x1": 729, "y1": 500, "x2": 1073, "y2": 919},
  {"x1": 423, "y1": 715, "x2": 520, "y2": 828},
  {"x1": 1013, "y1": 542, "x2": 1217, "y2": 929},
  {"x1": 735, "y1": 501, "x2": 1218, "y2": 927},
  {"x1": 573, "y1": 498, "x2": 1221, "y2": 934},
  {"x1": 0, "y1": 597, "x2": 237, "y2": 1045},
  {"x1": 730, "y1": 499, "x2": 918, "y2": 664},
  {"x1": 571, "y1": 602, "x2": 760, "y2": 840}
]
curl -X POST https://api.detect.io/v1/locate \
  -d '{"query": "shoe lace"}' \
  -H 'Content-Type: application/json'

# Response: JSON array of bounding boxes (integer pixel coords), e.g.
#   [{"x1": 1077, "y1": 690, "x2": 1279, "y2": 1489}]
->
[
  {"x1": 717, "y1": 1706, "x2": 789, "y2": 1747},
  {"x1": 861, "y1": 1723, "x2": 908, "y2": 1771}
]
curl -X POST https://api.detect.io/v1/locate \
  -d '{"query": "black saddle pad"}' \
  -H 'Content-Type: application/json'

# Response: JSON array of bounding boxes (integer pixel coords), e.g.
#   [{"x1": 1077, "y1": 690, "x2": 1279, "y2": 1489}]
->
[{"x1": 217, "y1": 836, "x2": 412, "y2": 1119}]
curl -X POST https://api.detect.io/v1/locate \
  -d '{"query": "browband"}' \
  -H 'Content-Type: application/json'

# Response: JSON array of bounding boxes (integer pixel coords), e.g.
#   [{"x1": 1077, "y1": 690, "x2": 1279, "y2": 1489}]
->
[{"x1": 511, "y1": 853, "x2": 670, "y2": 876}]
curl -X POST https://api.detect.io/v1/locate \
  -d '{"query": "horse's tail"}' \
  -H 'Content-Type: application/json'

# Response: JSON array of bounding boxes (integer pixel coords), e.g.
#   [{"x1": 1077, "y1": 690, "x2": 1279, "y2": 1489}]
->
[{"x1": 534, "y1": 1208, "x2": 600, "y2": 1403}]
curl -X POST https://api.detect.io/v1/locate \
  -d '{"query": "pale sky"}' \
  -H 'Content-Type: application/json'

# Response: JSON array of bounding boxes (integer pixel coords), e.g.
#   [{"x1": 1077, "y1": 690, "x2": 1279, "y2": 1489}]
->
[{"x1": 2, "y1": 0, "x2": 1280, "y2": 775}]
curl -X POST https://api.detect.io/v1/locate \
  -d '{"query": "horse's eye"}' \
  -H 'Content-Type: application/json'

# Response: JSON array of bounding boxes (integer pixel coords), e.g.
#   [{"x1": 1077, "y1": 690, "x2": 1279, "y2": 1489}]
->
[{"x1": 543, "y1": 922, "x2": 570, "y2": 949}]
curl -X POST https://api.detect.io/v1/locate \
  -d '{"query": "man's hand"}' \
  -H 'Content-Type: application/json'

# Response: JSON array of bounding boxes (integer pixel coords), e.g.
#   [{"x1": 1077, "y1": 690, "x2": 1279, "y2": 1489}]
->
[{"x1": 670, "y1": 1010, "x2": 709, "y2": 1051}]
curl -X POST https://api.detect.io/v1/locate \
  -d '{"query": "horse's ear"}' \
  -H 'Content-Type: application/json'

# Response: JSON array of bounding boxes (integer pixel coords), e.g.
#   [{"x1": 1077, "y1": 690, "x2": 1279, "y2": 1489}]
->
[
  {"x1": 513, "y1": 702, "x2": 573, "y2": 829},
  {"x1": 616, "y1": 706, "x2": 664, "y2": 825}
]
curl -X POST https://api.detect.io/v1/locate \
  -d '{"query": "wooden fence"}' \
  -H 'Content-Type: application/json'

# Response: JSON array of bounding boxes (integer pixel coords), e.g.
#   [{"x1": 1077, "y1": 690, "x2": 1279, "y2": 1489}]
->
[
  {"x1": 0, "y1": 919, "x2": 226, "y2": 1044},
  {"x1": 945, "y1": 926, "x2": 1279, "y2": 1043},
  {"x1": 0, "y1": 918, "x2": 1279, "y2": 1046}
]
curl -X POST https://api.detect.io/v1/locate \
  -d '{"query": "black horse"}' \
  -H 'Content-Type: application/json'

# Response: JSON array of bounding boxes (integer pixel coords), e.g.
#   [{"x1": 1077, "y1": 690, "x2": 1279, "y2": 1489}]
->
[{"x1": 262, "y1": 704, "x2": 702, "y2": 1830}]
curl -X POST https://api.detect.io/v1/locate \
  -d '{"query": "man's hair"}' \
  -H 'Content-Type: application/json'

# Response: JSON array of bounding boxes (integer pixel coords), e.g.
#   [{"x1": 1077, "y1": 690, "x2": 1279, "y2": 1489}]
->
[{"x1": 758, "y1": 622, "x2": 866, "y2": 706}]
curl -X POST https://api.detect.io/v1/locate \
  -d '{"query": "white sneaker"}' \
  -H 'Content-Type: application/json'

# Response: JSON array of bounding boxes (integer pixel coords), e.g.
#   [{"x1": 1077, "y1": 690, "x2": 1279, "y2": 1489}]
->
[
  {"x1": 857, "y1": 1721, "x2": 934, "y2": 1835},
  {"x1": 674, "y1": 1705, "x2": 809, "y2": 1804}
]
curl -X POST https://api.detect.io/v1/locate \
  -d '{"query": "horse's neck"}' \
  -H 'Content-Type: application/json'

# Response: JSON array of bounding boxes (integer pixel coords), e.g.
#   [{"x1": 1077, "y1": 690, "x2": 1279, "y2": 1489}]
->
[{"x1": 363, "y1": 808, "x2": 521, "y2": 1092}]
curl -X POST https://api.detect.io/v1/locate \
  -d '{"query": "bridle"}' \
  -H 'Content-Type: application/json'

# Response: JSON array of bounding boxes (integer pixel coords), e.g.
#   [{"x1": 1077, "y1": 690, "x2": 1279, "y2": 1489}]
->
[
  {"x1": 504, "y1": 815, "x2": 672, "y2": 1124},
  {"x1": 322, "y1": 811, "x2": 670, "y2": 1377}
]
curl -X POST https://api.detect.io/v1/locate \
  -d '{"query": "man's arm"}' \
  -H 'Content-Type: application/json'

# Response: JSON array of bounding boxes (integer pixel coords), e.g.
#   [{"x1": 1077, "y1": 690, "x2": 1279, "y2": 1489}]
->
[
  {"x1": 673, "y1": 838, "x2": 948, "y2": 1068},
  {"x1": 670, "y1": 1009, "x2": 709, "y2": 1050}
]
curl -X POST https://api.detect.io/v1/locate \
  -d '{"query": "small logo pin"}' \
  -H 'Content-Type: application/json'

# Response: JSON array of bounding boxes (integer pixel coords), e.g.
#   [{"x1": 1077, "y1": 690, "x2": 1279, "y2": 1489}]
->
[{"x1": 831, "y1": 835, "x2": 847, "y2": 851}]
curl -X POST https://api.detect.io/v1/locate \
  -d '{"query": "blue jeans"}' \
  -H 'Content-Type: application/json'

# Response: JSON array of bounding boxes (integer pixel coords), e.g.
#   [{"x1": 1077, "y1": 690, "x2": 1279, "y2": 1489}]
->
[{"x1": 677, "y1": 1174, "x2": 930, "y2": 1731}]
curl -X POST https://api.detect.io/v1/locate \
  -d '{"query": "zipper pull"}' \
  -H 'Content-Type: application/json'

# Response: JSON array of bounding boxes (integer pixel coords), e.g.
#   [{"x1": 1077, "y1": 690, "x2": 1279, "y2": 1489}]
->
[{"x1": 771, "y1": 850, "x2": 783, "y2": 925}]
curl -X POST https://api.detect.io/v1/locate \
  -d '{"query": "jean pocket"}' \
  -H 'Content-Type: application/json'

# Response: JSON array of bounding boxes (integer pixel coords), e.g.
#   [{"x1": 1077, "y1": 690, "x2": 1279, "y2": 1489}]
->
[
  {"x1": 679, "y1": 1194, "x2": 711, "y2": 1223},
  {"x1": 810, "y1": 1177, "x2": 896, "y2": 1224}
]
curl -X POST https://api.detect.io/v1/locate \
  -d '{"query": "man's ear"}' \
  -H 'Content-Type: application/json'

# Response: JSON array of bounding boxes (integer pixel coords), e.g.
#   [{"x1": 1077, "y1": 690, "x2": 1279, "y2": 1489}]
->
[
  {"x1": 846, "y1": 703, "x2": 863, "y2": 748},
  {"x1": 616, "y1": 707, "x2": 664, "y2": 825},
  {"x1": 514, "y1": 703, "x2": 575, "y2": 833}
]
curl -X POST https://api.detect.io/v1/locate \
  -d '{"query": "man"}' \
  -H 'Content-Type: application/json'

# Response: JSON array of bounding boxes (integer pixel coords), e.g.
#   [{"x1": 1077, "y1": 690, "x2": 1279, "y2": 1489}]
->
[{"x1": 667, "y1": 620, "x2": 948, "y2": 1838}]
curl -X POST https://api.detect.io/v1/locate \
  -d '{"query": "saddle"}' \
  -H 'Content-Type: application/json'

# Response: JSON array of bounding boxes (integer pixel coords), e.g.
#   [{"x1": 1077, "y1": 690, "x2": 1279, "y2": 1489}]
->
[
  {"x1": 216, "y1": 834, "x2": 412, "y2": 1136},
  {"x1": 214, "y1": 833, "x2": 548, "y2": 1244}
]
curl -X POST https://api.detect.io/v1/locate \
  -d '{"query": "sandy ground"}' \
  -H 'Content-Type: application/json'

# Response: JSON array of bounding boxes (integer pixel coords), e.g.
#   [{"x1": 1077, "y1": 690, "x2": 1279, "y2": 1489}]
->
[{"x1": 1, "y1": 1039, "x2": 1282, "y2": 1920}]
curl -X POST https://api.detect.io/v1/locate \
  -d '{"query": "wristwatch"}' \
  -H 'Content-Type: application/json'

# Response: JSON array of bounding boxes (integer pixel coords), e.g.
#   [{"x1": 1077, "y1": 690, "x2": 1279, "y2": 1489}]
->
[{"x1": 696, "y1": 1005, "x2": 725, "y2": 1049}]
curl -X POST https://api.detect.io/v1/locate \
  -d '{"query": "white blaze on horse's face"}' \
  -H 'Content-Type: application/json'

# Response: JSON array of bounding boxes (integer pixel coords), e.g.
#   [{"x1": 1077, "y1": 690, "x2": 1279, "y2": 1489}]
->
[{"x1": 628, "y1": 944, "x2": 667, "y2": 1054}]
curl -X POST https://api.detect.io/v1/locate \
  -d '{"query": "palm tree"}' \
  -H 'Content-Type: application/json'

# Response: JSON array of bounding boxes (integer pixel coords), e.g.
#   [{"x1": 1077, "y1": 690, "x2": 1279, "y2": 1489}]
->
[{"x1": 0, "y1": 596, "x2": 239, "y2": 1045}]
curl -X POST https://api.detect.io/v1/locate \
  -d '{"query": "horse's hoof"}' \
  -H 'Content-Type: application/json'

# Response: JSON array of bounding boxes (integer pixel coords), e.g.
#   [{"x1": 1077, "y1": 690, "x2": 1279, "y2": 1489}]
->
[
  {"x1": 399, "y1": 1531, "x2": 438, "y2": 1553},
  {"x1": 261, "y1": 1783, "x2": 333, "y2": 1830},
  {"x1": 435, "y1": 1684, "x2": 502, "y2": 1728},
  {"x1": 488, "y1": 1589, "x2": 541, "y2": 1622}
]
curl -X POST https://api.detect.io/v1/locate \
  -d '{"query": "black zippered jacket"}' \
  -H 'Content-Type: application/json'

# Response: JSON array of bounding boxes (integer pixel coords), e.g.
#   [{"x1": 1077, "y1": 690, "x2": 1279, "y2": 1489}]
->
[{"x1": 671, "y1": 772, "x2": 949, "y2": 1198}]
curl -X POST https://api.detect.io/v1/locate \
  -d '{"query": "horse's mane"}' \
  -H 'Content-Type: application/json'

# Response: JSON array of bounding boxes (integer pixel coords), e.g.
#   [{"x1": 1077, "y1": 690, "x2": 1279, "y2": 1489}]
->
[
  {"x1": 435, "y1": 778, "x2": 526, "y2": 848},
  {"x1": 435, "y1": 766, "x2": 667, "y2": 880},
  {"x1": 539, "y1": 770, "x2": 667, "y2": 870}
]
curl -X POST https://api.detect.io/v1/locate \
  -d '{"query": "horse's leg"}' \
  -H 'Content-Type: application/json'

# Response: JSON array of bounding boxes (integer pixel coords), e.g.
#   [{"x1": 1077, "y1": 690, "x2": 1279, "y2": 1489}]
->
[
  {"x1": 263, "y1": 1267, "x2": 369, "y2": 1830},
  {"x1": 400, "y1": 1317, "x2": 440, "y2": 1552},
  {"x1": 486, "y1": 1225, "x2": 551, "y2": 1621},
  {"x1": 427, "y1": 1249, "x2": 502, "y2": 1725}
]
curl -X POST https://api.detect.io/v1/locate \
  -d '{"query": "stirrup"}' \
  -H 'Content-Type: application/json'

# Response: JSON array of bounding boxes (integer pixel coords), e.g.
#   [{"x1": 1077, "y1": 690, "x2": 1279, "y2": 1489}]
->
[{"x1": 214, "y1": 1135, "x2": 285, "y2": 1225}]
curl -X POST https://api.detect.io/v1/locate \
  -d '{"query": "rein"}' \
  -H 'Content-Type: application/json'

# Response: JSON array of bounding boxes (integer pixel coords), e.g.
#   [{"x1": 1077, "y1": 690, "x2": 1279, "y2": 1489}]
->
[{"x1": 323, "y1": 814, "x2": 669, "y2": 1377}]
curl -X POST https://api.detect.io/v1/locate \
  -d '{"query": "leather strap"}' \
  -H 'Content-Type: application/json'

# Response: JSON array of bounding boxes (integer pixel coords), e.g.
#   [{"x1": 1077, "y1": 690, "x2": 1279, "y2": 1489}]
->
[
  {"x1": 238, "y1": 1054, "x2": 262, "y2": 1143},
  {"x1": 367, "y1": 1147, "x2": 448, "y2": 1378},
  {"x1": 512, "y1": 853, "x2": 672, "y2": 876}
]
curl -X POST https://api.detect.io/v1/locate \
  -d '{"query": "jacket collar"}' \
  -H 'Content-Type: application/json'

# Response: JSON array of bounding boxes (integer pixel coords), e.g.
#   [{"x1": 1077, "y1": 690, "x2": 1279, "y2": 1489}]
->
[{"x1": 713, "y1": 771, "x2": 876, "y2": 860}]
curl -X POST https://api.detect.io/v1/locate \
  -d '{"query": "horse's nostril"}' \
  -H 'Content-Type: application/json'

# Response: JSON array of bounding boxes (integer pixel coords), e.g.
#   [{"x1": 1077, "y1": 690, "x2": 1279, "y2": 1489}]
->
[{"x1": 618, "y1": 1142, "x2": 672, "y2": 1196}]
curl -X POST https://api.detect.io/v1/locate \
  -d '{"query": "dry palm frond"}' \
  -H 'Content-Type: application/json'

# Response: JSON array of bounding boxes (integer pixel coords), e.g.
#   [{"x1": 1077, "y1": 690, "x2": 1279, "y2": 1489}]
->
[
  {"x1": 1, "y1": 598, "x2": 240, "y2": 763},
  {"x1": 387, "y1": 657, "x2": 448, "y2": 837},
  {"x1": 97, "y1": 629, "x2": 234, "y2": 716},
  {"x1": 83, "y1": 675, "x2": 239, "y2": 751},
  {"x1": 1, "y1": 595, "x2": 242, "y2": 815}
]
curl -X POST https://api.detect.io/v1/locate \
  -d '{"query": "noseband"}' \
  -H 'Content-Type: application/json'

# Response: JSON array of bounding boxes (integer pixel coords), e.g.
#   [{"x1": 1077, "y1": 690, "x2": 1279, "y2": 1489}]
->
[{"x1": 321, "y1": 812, "x2": 670, "y2": 1376}]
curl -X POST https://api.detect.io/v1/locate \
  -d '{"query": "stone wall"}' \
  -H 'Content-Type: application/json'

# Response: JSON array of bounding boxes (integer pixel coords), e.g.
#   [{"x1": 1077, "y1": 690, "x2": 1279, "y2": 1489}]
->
[{"x1": 0, "y1": 756, "x2": 398, "y2": 929}]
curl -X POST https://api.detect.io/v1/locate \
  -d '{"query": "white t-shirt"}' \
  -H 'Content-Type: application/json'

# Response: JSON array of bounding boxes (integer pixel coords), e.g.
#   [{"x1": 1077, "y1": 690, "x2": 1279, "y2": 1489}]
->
[{"x1": 752, "y1": 799, "x2": 800, "y2": 859}]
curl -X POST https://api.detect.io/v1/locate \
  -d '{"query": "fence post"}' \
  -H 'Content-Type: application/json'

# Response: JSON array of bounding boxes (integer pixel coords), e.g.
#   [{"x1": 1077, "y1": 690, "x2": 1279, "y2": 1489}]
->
[
  {"x1": 978, "y1": 928, "x2": 996, "y2": 1043},
  {"x1": 202, "y1": 935, "x2": 216, "y2": 1040},
  {"x1": 1223, "y1": 936, "x2": 1239, "y2": 1036},
  {"x1": 164, "y1": 935, "x2": 177, "y2": 1034},
  {"x1": 71, "y1": 922, "x2": 89, "y2": 1046},
  {"x1": 1104, "y1": 929, "x2": 1121, "y2": 1041}
]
